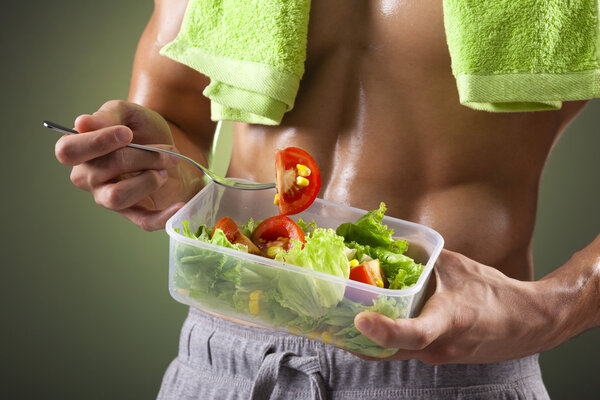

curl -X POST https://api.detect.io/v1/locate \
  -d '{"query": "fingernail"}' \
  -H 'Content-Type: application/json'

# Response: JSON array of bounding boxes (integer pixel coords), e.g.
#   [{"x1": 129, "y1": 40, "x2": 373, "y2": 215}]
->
[
  {"x1": 356, "y1": 317, "x2": 372, "y2": 334},
  {"x1": 159, "y1": 169, "x2": 168, "y2": 178},
  {"x1": 116, "y1": 128, "x2": 131, "y2": 143}
]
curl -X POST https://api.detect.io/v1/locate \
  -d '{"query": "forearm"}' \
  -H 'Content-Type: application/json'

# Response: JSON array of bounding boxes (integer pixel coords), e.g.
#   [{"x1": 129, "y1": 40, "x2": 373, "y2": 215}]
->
[
  {"x1": 537, "y1": 234, "x2": 600, "y2": 349},
  {"x1": 127, "y1": 0, "x2": 215, "y2": 195}
]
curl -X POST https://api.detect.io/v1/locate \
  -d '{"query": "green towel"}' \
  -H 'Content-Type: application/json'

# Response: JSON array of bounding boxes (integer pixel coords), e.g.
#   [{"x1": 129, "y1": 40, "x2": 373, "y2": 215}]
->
[
  {"x1": 443, "y1": 0, "x2": 600, "y2": 112},
  {"x1": 160, "y1": 0, "x2": 311, "y2": 125}
]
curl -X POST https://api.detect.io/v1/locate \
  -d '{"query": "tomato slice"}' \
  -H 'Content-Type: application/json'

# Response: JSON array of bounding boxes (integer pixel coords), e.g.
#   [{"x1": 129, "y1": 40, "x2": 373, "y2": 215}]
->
[
  {"x1": 275, "y1": 147, "x2": 321, "y2": 215},
  {"x1": 213, "y1": 217, "x2": 261, "y2": 255},
  {"x1": 349, "y1": 259, "x2": 387, "y2": 288},
  {"x1": 251, "y1": 215, "x2": 306, "y2": 256}
]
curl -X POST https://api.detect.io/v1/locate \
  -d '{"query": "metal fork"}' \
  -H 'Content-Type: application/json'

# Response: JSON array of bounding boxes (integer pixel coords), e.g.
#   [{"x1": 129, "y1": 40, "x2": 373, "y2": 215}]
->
[{"x1": 43, "y1": 120, "x2": 275, "y2": 190}]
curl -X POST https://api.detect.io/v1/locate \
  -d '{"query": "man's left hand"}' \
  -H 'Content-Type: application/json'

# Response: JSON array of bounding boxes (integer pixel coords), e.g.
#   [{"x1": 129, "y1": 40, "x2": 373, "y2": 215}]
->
[{"x1": 354, "y1": 249, "x2": 557, "y2": 364}]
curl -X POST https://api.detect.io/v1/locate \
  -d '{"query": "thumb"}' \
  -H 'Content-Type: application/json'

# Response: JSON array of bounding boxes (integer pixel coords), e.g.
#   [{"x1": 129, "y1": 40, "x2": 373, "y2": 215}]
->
[{"x1": 355, "y1": 302, "x2": 450, "y2": 350}]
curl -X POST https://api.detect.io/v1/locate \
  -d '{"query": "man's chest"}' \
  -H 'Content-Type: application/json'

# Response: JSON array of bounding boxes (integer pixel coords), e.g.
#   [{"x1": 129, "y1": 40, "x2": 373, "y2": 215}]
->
[{"x1": 305, "y1": 0, "x2": 450, "y2": 80}]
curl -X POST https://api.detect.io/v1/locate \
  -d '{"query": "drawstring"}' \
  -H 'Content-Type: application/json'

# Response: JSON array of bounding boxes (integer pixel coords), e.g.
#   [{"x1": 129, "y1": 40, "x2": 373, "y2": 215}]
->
[{"x1": 249, "y1": 351, "x2": 328, "y2": 400}]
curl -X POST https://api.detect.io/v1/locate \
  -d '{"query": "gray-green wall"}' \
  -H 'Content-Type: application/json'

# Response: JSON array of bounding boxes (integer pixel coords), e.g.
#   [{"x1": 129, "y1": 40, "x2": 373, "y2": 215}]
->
[{"x1": 2, "y1": 1, "x2": 598, "y2": 398}]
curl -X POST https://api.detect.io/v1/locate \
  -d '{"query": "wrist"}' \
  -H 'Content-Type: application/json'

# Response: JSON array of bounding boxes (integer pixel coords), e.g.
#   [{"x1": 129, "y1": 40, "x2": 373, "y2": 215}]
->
[
  {"x1": 167, "y1": 120, "x2": 211, "y2": 199},
  {"x1": 535, "y1": 251, "x2": 600, "y2": 349},
  {"x1": 508, "y1": 278, "x2": 564, "y2": 354}
]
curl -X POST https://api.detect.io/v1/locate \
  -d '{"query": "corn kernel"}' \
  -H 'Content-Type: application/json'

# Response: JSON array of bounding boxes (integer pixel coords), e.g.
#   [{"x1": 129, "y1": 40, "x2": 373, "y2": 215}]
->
[
  {"x1": 349, "y1": 259, "x2": 359, "y2": 268},
  {"x1": 307, "y1": 331, "x2": 319, "y2": 340},
  {"x1": 321, "y1": 331, "x2": 333, "y2": 345},
  {"x1": 267, "y1": 246, "x2": 281, "y2": 258},
  {"x1": 250, "y1": 290, "x2": 263, "y2": 301},
  {"x1": 375, "y1": 279, "x2": 384, "y2": 288},
  {"x1": 295, "y1": 176, "x2": 310, "y2": 187},
  {"x1": 296, "y1": 164, "x2": 311, "y2": 177},
  {"x1": 273, "y1": 193, "x2": 279, "y2": 205},
  {"x1": 249, "y1": 299, "x2": 260, "y2": 315}
]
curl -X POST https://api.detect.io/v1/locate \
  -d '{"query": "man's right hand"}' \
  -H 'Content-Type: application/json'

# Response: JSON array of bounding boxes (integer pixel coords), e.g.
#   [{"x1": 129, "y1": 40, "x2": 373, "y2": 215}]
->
[{"x1": 55, "y1": 100, "x2": 202, "y2": 231}]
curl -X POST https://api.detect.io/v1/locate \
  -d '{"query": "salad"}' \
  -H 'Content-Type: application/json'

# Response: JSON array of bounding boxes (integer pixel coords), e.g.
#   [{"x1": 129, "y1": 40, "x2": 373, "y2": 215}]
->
[{"x1": 169, "y1": 147, "x2": 431, "y2": 357}]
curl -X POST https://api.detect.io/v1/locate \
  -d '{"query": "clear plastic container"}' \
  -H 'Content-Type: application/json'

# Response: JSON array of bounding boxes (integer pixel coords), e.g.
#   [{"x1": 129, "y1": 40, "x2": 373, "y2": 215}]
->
[{"x1": 166, "y1": 182, "x2": 444, "y2": 358}]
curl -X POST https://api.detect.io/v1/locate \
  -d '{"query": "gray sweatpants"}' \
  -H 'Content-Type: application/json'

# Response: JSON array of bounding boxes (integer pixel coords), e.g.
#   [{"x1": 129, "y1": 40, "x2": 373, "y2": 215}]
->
[{"x1": 157, "y1": 308, "x2": 549, "y2": 399}]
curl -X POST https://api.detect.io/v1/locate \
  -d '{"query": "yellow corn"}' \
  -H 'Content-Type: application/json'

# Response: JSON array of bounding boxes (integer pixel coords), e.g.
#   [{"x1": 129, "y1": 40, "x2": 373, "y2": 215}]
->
[
  {"x1": 321, "y1": 331, "x2": 333, "y2": 345},
  {"x1": 349, "y1": 259, "x2": 359, "y2": 268},
  {"x1": 375, "y1": 279, "x2": 384, "y2": 288},
  {"x1": 295, "y1": 176, "x2": 310, "y2": 187},
  {"x1": 249, "y1": 299, "x2": 260, "y2": 315},
  {"x1": 273, "y1": 193, "x2": 279, "y2": 205},
  {"x1": 267, "y1": 246, "x2": 281, "y2": 258},
  {"x1": 307, "y1": 331, "x2": 319, "y2": 340},
  {"x1": 296, "y1": 164, "x2": 311, "y2": 177},
  {"x1": 250, "y1": 290, "x2": 263, "y2": 301}
]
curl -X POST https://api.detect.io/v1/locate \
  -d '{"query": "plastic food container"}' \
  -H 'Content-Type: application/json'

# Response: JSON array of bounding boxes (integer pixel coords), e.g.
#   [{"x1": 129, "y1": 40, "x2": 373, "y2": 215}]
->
[{"x1": 166, "y1": 182, "x2": 444, "y2": 358}]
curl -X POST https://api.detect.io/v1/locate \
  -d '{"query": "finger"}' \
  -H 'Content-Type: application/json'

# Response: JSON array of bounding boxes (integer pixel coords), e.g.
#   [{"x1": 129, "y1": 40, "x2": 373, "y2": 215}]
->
[
  {"x1": 354, "y1": 303, "x2": 452, "y2": 350},
  {"x1": 74, "y1": 100, "x2": 131, "y2": 132},
  {"x1": 55, "y1": 125, "x2": 132, "y2": 166},
  {"x1": 82, "y1": 145, "x2": 180, "y2": 187},
  {"x1": 75, "y1": 113, "x2": 120, "y2": 133},
  {"x1": 118, "y1": 202, "x2": 185, "y2": 232},
  {"x1": 93, "y1": 169, "x2": 169, "y2": 210}
]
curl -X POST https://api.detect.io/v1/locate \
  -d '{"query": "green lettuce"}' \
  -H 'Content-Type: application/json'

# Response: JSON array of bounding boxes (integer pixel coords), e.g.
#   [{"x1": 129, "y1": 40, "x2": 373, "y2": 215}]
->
[
  {"x1": 238, "y1": 218, "x2": 259, "y2": 238},
  {"x1": 274, "y1": 228, "x2": 349, "y2": 318},
  {"x1": 336, "y1": 202, "x2": 407, "y2": 251},
  {"x1": 172, "y1": 206, "x2": 424, "y2": 358},
  {"x1": 336, "y1": 202, "x2": 424, "y2": 289}
]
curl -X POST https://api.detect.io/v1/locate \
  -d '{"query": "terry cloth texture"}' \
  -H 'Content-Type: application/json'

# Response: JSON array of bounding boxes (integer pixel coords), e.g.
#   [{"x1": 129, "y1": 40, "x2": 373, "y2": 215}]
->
[
  {"x1": 160, "y1": 0, "x2": 311, "y2": 125},
  {"x1": 157, "y1": 308, "x2": 550, "y2": 400},
  {"x1": 443, "y1": 0, "x2": 600, "y2": 112}
]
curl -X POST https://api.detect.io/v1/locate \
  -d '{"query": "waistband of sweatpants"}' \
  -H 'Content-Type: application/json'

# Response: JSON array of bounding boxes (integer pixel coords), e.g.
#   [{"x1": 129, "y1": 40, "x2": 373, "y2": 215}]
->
[{"x1": 183, "y1": 307, "x2": 545, "y2": 391}]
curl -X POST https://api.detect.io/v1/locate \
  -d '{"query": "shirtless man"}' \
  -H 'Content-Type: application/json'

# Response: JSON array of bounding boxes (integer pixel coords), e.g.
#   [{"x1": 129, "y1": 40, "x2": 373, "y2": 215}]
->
[{"x1": 54, "y1": 1, "x2": 599, "y2": 398}]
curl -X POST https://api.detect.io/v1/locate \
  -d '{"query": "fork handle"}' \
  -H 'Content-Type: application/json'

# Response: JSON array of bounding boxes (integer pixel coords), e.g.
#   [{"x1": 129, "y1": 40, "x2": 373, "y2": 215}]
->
[
  {"x1": 43, "y1": 120, "x2": 276, "y2": 190},
  {"x1": 43, "y1": 120, "x2": 206, "y2": 170}
]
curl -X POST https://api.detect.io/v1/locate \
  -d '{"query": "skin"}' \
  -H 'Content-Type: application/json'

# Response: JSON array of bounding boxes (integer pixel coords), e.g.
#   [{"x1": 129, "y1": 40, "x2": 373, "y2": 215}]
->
[{"x1": 54, "y1": 0, "x2": 600, "y2": 365}]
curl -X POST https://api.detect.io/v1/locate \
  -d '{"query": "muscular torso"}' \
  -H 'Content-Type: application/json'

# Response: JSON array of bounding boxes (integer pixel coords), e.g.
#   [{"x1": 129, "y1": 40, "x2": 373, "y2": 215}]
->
[
  {"x1": 133, "y1": 0, "x2": 586, "y2": 281},
  {"x1": 228, "y1": 0, "x2": 586, "y2": 280}
]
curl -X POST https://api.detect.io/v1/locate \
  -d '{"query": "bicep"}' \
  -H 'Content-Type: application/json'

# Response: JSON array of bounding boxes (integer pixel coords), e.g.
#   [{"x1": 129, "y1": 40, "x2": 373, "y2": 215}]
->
[{"x1": 128, "y1": 0, "x2": 214, "y2": 162}]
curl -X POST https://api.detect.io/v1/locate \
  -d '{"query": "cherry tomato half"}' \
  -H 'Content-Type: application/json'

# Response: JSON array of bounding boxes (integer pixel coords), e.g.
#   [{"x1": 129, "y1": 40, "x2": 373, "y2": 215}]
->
[
  {"x1": 251, "y1": 215, "x2": 306, "y2": 255},
  {"x1": 275, "y1": 147, "x2": 321, "y2": 215},
  {"x1": 349, "y1": 259, "x2": 387, "y2": 288},
  {"x1": 213, "y1": 217, "x2": 261, "y2": 255}
]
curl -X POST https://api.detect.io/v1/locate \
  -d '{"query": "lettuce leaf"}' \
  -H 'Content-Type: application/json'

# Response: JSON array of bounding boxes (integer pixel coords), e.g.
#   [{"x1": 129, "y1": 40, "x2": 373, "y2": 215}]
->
[
  {"x1": 172, "y1": 207, "x2": 424, "y2": 357},
  {"x1": 274, "y1": 228, "x2": 349, "y2": 317},
  {"x1": 238, "y1": 217, "x2": 259, "y2": 238},
  {"x1": 336, "y1": 203, "x2": 424, "y2": 289},
  {"x1": 336, "y1": 202, "x2": 407, "y2": 251},
  {"x1": 297, "y1": 218, "x2": 317, "y2": 235}
]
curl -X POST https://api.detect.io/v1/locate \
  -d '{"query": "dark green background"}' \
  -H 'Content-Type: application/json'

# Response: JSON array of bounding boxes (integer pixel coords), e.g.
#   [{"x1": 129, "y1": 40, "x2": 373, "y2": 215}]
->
[{"x1": 2, "y1": 1, "x2": 599, "y2": 399}]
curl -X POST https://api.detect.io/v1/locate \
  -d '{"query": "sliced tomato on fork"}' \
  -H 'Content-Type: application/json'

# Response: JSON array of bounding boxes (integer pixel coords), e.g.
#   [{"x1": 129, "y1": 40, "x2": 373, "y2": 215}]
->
[{"x1": 275, "y1": 147, "x2": 321, "y2": 215}]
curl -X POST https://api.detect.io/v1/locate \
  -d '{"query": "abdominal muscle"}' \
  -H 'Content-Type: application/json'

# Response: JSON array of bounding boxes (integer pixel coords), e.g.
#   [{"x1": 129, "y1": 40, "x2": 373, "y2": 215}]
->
[
  {"x1": 224, "y1": 0, "x2": 582, "y2": 282},
  {"x1": 206, "y1": 0, "x2": 585, "y2": 325}
]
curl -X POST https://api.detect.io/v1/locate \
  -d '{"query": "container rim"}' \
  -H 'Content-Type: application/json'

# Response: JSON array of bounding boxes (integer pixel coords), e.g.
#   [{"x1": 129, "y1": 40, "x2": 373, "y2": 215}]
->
[{"x1": 166, "y1": 182, "x2": 445, "y2": 296}]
